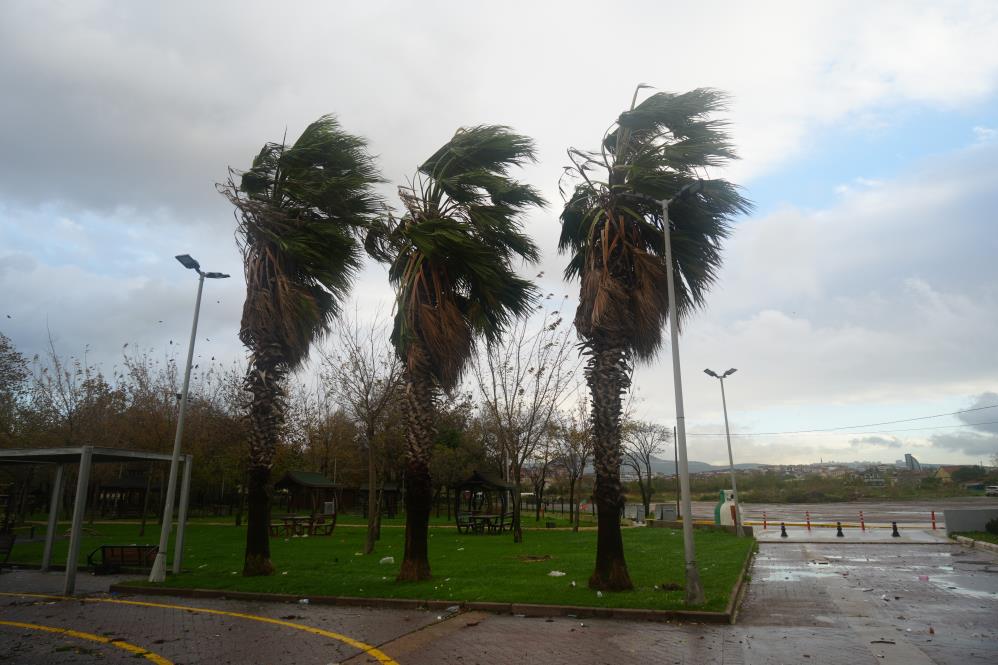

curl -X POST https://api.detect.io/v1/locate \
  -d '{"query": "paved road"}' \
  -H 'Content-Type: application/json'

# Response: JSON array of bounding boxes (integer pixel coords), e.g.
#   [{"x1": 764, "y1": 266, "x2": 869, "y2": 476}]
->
[{"x1": 2, "y1": 534, "x2": 996, "y2": 664}]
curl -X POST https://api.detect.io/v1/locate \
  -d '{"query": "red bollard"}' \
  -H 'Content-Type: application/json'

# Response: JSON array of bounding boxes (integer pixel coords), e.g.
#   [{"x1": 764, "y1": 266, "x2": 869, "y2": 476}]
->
[
  {"x1": 931, "y1": 511, "x2": 937, "y2": 530},
  {"x1": 806, "y1": 511, "x2": 811, "y2": 532},
  {"x1": 860, "y1": 511, "x2": 865, "y2": 532},
  {"x1": 763, "y1": 512, "x2": 768, "y2": 530}
]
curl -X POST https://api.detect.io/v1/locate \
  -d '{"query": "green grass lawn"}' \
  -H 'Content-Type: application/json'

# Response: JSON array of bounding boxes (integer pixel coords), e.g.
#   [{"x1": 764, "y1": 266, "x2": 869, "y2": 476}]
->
[
  {"x1": 11, "y1": 523, "x2": 752, "y2": 612},
  {"x1": 954, "y1": 531, "x2": 998, "y2": 545}
]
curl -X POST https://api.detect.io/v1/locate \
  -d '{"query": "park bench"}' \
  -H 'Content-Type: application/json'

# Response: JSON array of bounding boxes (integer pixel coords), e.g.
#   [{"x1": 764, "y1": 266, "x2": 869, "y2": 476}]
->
[
  {"x1": 0, "y1": 532, "x2": 16, "y2": 570},
  {"x1": 87, "y1": 544, "x2": 158, "y2": 574}
]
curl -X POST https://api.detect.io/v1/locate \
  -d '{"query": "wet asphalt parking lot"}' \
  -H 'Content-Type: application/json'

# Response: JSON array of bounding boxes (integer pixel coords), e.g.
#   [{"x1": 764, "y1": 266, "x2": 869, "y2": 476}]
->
[{"x1": 1, "y1": 529, "x2": 996, "y2": 664}]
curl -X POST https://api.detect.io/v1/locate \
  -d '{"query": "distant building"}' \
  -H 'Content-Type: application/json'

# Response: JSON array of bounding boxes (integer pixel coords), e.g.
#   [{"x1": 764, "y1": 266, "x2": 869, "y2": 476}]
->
[
  {"x1": 935, "y1": 465, "x2": 963, "y2": 484},
  {"x1": 904, "y1": 453, "x2": 922, "y2": 471}
]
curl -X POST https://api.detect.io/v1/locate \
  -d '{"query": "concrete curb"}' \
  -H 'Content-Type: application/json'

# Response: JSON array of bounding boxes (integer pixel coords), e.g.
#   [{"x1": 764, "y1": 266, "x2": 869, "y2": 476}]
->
[
  {"x1": 726, "y1": 543, "x2": 756, "y2": 624},
  {"x1": 756, "y1": 540, "x2": 952, "y2": 545},
  {"x1": 107, "y1": 543, "x2": 756, "y2": 625},
  {"x1": 953, "y1": 535, "x2": 998, "y2": 556},
  {"x1": 106, "y1": 583, "x2": 735, "y2": 623}
]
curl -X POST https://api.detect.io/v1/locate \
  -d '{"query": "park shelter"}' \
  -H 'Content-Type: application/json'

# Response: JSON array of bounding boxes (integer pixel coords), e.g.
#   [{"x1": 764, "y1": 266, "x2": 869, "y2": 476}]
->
[
  {"x1": 0, "y1": 446, "x2": 193, "y2": 595},
  {"x1": 274, "y1": 470, "x2": 337, "y2": 515},
  {"x1": 96, "y1": 470, "x2": 161, "y2": 518},
  {"x1": 453, "y1": 470, "x2": 515, "y2": 534}
]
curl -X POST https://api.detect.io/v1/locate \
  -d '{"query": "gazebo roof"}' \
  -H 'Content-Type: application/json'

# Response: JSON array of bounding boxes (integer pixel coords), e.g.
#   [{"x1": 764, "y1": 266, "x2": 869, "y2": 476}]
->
[
  {"x1": 275, "y1": 470, "x2": 337, "y2": 490},
  {"x1": 457, "y1": 470, "x2": 514, "y2": 490}
]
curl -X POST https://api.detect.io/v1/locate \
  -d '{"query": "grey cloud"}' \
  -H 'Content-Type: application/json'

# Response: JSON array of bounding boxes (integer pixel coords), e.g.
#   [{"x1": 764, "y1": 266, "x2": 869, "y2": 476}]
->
[
  {"x1": 929, "y1": 432, "x2": 998, "y2": 457},
  {"x1": 849, "y1": 436, "x2": 902, "y2": 448},
  {"x1": 956, "y1": 392, "x2": 998, "y2": 434}
]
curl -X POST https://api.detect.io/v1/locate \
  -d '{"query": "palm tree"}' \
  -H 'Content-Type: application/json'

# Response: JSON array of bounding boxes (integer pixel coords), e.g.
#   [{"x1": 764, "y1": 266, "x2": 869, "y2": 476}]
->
[
  {"x1": 559, "y1": 87, "x2": 751, "y2": 591},
  {"x1": 220, "y1": 115, "x2": 383, "y2": 576},
  {"x1": 367, "y1": 125, "x2": 544, "y2": 581}
]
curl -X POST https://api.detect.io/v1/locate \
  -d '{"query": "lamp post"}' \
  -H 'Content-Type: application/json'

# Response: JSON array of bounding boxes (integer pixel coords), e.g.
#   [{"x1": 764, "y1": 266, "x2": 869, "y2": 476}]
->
[
  {"x1": 149, "y1": 254, "x2": 229, "y2": 583},
  {"x1": 704, "y1": 368, "x2": 742, "y2": 537},
  {"x1": 660, "y1": 181, "x2": 705, "y2": 605}
]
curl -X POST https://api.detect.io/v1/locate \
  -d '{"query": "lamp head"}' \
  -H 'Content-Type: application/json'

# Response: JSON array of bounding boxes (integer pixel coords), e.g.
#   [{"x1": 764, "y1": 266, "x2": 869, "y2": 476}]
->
[
  {"x1": 678, "y1": 179, "x2": 704, "y2": 200},
  {"x1": 204, "y1": 272, "x2": 230, "y2": 279},
  {"x1": 175, "y1": 254, "x2": 200, "y2": 271},
  {"x1": 704, "y1": 369, "x2": 719, "y2": 378},
  {"x1": 723, "y1": 368, "x2": 738, "y2": 378}
]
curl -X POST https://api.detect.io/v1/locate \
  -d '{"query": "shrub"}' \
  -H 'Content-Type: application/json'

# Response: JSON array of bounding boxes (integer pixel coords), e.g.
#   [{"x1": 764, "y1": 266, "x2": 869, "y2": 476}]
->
[{"x1": 985, "y1": 517, "x2": 998, "y2": 536}]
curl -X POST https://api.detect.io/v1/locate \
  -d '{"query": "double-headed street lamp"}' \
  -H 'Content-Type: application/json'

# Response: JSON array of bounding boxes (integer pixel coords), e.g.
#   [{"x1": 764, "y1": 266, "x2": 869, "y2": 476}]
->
[
  {"x1": 704, "y1": 368, "x2": 742, "y2": 537},
  {"x1": 659, "y1": 181, "x2": 706, "y2": 605},
  {"x1": 148, "y1": 254, "x2": 229, "y2": 583}
]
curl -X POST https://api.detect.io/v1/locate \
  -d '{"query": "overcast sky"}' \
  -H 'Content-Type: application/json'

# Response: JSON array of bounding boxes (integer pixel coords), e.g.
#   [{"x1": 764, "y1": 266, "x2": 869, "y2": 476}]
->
[{"x1": 2, "y1": 1, "x2": 997, "y2": 466}]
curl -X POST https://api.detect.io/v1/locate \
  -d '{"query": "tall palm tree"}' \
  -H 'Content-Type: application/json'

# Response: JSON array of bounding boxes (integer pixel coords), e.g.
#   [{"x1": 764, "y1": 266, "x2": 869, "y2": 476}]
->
[
  {"x1": 220, "y1": 115, "x2": 383, "y2": 576},
  {"x1": 367, "y1": 125, "x2": 544, "y2": 581},
  {"x1": 559, "y1": 87, "x2": 751, "y2": 591}
]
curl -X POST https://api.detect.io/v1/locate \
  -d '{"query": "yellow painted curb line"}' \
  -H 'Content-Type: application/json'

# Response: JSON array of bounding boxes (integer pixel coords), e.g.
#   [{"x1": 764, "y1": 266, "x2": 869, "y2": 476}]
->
[
  {"x1": 0, "y1": 592, "x2": 399, "y2": 665},
  {"x1": 0, "y1": 619, "x2": 173, "y2": 664}
]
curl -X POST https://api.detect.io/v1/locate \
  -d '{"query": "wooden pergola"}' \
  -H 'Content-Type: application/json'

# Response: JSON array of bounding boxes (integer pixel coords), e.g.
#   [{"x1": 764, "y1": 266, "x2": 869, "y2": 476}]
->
[
  {"x1": 454, "y1": 470, "x2": 515, "y2": 534},
  {"x1": 0, "y1": 446, "x2": 193, "y2": 595}
]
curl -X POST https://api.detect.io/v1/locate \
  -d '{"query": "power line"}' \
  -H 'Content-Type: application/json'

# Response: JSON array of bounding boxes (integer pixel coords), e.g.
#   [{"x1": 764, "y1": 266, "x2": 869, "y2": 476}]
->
[{"x1": 686, "y1": 403, "x2": 998, "y2": 437}]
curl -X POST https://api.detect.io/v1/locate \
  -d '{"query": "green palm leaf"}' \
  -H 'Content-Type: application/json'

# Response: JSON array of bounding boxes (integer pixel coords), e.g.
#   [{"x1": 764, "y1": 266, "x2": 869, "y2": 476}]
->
[{"x1": 370, "y1": 125, "x2": 544, "y2": 390}]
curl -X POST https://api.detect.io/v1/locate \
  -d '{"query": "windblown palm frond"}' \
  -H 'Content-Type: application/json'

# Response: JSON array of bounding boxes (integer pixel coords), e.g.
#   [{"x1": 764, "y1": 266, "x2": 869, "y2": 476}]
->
[
  {"x1": 223, "y1": 115, "x2": 385, "y2": 371},
  {"x1": 559, "y1": 87, "x2": 751, "y2": 360},
  {"x1": 369, "y1": 125, "x2": 544, "y2": 390}
]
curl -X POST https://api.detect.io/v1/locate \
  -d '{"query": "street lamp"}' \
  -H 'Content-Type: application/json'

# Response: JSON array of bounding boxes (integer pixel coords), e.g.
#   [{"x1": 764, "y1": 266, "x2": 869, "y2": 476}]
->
[
  {"x1": 660, "y1": 181, "x2": 706, "y2": 605},
  {"x1": 148, "y1": 255, "x2": 229, "y2": 582},
  {"x1": 704, "y1": 368, "x2": 742, "y2": 537}
]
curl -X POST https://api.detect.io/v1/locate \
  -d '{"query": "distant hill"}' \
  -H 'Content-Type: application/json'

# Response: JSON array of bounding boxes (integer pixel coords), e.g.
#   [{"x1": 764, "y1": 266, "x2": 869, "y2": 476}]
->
[{"x1": 647, "y1": 455, "x2": 761, "y2": 475}]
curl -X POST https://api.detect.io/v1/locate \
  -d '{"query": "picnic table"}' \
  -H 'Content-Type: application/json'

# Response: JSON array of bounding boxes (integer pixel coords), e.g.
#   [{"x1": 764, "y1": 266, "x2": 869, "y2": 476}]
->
[
  {"x1": 470, "y1": 514, "x2": 498, "y2": 534},
  {"x1": 269, "y1": 515, "x2": 336, "y2": 537}
]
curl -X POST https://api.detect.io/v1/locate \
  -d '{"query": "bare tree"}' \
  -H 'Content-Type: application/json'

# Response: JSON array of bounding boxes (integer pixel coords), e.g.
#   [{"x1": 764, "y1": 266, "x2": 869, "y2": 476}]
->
[
  {"x1": 0, "y1": 332, "x2": 30, "y2": 446},
  {"x1": 320, "y1": 310, "x2": 402, "y2": 554},
  {"x1": 623, "y1": 421, "x2": 671, "y2": 519},
  {"x1": 523, "y1": 431, "x2": 557, "y2": 522},
  {"x1": 556, "y1": 394, "x2": 593, "y2": 531},
  {"x1": 471, "y1": 299, "x2": 579, "y2": 542}
]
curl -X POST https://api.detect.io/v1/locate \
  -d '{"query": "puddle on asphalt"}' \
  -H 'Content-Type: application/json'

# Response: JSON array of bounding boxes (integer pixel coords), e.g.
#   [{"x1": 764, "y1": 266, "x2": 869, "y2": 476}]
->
[
  {"x1": 756, "y1": 567, "x2": 840, "y2": 582},
  {"x1": 928, "y1": 575, "x2": 998, "y2": 599}
]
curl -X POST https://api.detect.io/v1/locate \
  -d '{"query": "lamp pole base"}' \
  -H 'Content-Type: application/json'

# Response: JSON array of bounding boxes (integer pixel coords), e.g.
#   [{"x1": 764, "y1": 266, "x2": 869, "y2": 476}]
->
[
  {"x1": 148, "y1": 552, "x2": 168, "y2": 583},
  {"x1": 684, "y1": 560, "x2": 706, "y2": 605}
]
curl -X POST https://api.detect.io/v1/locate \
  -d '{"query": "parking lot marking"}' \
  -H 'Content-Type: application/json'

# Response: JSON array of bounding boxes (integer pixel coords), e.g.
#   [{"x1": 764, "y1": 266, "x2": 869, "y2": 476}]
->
[
  {"x1": 0, "y1": 592, "x2": 399, "y2": 665},
  {"x1": 0, "y1": 619, "x2": 173, "y2": 664}
]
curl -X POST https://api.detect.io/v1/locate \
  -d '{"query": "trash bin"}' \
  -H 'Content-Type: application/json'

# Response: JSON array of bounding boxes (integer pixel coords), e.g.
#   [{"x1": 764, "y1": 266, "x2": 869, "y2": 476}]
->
[{"x1": 656, "y1": 505, "x2": 678, "y2": 521}]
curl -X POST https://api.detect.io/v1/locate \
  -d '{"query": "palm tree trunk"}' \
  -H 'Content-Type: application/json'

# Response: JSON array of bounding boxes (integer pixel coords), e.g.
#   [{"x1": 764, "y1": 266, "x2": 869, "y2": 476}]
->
[
  {"x1": 397, "y1": 359, "x2": 435, "y2": 582},
  {"x1": 586, "y1": 337, "x2": 634, "y2": 591},
  {"x1": 242, "y1": 349, "x2": 283, "y2": 577}
]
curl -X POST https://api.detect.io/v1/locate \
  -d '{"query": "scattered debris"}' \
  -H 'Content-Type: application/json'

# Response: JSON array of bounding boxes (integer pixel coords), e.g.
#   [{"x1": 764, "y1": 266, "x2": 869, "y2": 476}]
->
[
  {"x1": 298, "y1": 599, "x2": 309, "y2": 605},
  {"x1": 379, "y1": 556, "x2": 395, "y2": 565},
  {"x1": 870, "y1": 640, "x2": 896, "y2": 645},
  {"x1": 548, "y1": 570, "x2": 566, "y2": 577}
]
